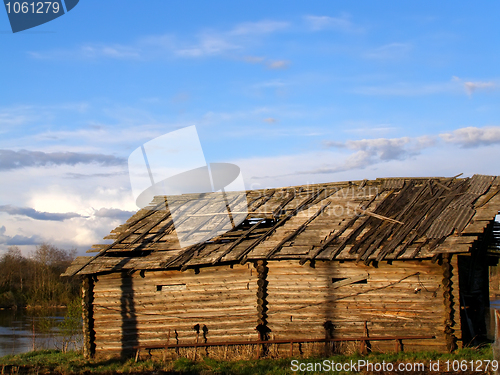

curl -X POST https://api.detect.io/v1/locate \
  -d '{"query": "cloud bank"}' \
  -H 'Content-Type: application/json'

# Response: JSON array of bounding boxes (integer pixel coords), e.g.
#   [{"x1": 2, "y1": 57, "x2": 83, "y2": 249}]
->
[
  {"x1": 0, "y1": 205, "x2": 85, "y2": 221},
  {"x1": 440, "y1": 126, "x2": 500, "y2": 148},
  {"x1": 0, "y1": 149, "x2": 126, "y2": 171},
  {"x1": 0, "y1": 226, "x2": 43, "y2": 246}
]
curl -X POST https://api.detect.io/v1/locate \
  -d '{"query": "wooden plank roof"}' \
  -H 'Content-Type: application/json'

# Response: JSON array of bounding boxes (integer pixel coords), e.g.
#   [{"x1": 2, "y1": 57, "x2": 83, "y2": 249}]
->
[{"x1": 63, "y1": 175, "x2": 500, "y2": 276}]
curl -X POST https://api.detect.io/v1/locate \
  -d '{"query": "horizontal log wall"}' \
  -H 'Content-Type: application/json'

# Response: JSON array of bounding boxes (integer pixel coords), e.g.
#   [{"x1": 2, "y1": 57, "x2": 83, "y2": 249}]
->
[
  {"x1": 92, "y1": 264, "x2": 258, "y2": 357},
  {"x1": 89, "y1": 259, "x2": 460, "y2": 357},
  {"x1": 265, "y1": 260, "x2": 450, "y2": 352}
]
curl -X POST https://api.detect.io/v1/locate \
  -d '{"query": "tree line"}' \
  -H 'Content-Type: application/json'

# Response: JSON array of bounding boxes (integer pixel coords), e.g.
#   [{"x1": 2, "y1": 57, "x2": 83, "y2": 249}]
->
[{"x1": 0, "y1": 243, "x2": 80, "y2": 308}]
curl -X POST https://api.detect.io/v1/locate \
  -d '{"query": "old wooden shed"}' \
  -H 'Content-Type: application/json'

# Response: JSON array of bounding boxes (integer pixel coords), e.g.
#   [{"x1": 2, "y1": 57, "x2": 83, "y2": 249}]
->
[{"x1": 63, "y1": 175, "x2": 500, "y2": 358}]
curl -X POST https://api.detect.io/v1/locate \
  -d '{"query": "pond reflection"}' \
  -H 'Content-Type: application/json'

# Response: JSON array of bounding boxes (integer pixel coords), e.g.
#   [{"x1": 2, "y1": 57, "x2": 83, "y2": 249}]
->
[{"x1": 0, "y1": 308, "x2": 82, "y2": 357}]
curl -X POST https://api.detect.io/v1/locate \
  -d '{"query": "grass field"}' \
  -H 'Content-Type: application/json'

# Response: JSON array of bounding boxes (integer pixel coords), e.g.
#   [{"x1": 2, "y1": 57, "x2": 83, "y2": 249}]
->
[{"x1": 0, "y1": 345, "x2": 495, "y2": 374}]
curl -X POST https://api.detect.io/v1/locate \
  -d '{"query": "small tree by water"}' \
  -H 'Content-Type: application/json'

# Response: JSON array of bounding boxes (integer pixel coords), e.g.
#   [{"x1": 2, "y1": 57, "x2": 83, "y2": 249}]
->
[{"x1": 59, "y1": 298, "x2": 83, "y2": 353}]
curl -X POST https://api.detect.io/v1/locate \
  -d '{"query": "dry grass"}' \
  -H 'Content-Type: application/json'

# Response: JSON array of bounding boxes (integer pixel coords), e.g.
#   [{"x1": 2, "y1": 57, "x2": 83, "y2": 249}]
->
[
  {"x1": 0, "y1": 345, "x2": 494, "y2": 375},
  {"x1": 140, "y1": 340, "x2": 362, "y2": 362}
]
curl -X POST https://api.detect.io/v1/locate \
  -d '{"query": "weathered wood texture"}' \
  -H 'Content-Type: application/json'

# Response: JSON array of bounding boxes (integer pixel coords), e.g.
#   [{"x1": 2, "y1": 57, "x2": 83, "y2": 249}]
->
[
  {"x1": 265, "y1": 260, "x2": 450, "y2": 352},
  {"x1": 63, "y1": 174, "x2": 500, "y2": 277},
  {"x1": 91, "y1": 264, "x2": 258, "y2": 357},
  {"x1": 88, "y1": 258, "x2": 465, "y2": 357}
]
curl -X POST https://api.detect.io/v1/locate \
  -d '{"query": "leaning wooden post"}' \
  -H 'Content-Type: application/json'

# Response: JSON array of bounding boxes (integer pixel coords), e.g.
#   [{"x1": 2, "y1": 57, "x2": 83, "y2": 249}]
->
[
  {"x1": 359, "y1": 321, "x2": 370, "y2": 355},
  {"x1": 394, "y1": 338, "x2": 403, "y2": 353},
  {"x1": 82, "y1": 275, "x2": 96, "y2": 359}
]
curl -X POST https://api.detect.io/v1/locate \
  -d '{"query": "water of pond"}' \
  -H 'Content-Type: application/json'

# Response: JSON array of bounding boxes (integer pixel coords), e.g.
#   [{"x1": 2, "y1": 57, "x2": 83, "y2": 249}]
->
[{"x1": 0, "y1": 308, "x2": 82, "y2": 357}]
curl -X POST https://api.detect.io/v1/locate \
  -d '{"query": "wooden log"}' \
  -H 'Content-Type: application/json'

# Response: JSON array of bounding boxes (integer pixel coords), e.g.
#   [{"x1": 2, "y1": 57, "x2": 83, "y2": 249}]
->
[{"x1": 82, "y1": 276, "x2": 95, "y2": 359}]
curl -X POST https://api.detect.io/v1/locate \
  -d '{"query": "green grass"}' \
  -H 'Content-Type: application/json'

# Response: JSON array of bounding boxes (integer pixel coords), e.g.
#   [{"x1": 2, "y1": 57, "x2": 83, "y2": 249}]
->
[{"x1": 0, "y1": 345, "x2": 495, "y2": 374}]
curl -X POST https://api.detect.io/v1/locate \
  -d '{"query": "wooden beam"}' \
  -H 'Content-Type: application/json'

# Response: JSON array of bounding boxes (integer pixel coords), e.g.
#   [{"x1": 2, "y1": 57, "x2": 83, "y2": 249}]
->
[
  {"x1": 267, "y1": 201, "x2": 331, "y2": 260},
  {"x1": 435, "y1": 181, "x2": 452, "y2": 191},
  {"x1": 211, "y1": 219, "x2": 265, "y2": 265},
  {"x1": 239, "y1": 189, "x2": 326, "y2": 263},
  {"x1": 354, "y1": 207, "x2": 404, "y2": 225}
]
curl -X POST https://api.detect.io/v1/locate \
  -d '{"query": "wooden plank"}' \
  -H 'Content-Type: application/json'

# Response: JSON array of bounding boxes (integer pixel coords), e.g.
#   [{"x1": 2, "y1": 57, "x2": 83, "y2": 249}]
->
[
  {"x1": 331, "y1": 274, "x2": 369, "y2": 289},
  {"x1": 354, "y1": 207, "x2": 404, "y2": 225},
  {"x1": 210, "y1": 219, "x2": 266, "y2": 264},
  {"x1": 266, "y1": 201, "x2": 331, "y2": 259}
]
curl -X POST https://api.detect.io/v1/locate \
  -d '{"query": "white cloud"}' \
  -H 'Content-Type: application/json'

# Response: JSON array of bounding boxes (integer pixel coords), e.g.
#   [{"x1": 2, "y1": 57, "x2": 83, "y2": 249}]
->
[
  {"x1": 238, "y1": 56, "x2": 291, "y2": 70},
  {"x1": 29, "y1": 19, "x2": 290, "y2": 61},
  {"x1": 352, "y1": 77, "x2": 463, "y2": 96},
  {"x1": 266, "y1": 60, "x2": 290, "y2": 69},
  {"x1": 29, "y1": 44, "x2": 142, "y2": 60},
  {"x1": 0, "y1": 225, "x2": 44, "y2": 248},
  {"x1": 440, "y1": 126, "x2": 500, "y2": 148},
  {"x1": 0, "y1": 213, "x2": 125, "y2": 255},
  {"x1": 175, "y1": 33, "x2": 240, "y2": 57},
  {"x1": 263, "y1": 117, "x2": 278, "y2": 124},
  {"x1": 242, "y1": 55, "x2": 265, "y2": 64},
  {"x1": 241, "y1": 135, "x2": 437, "y2": 185},
  {"x1": 2, "y1": 122, "x2": 499, "y2": 254},
  {"x1": 0, "y1": 103, "x2": 90, "y2": 139},
  {"x1": 235, "y1": 135, "x2": 500, "y2": 190},
  {"x1": 0, "y1": 205, "x2": 84, "y2": 221},
  {"x1": 0, "y1": 161, "x2": 138, "y2": 254},
  {"x1": 0, "y1": 105, "x2": 50, "y2": 132},
  {"x1": 92, "y1": 207, "x2": 136, "y2": 221},
  {"x1": 464, "y1": 81, "x2": 496, "y2": 96},
  {"x1": 343, "y1": 123, "x2": 398, "y2": 136},
  {"x1": 364, "y1": 43, "x2": 412, "y2": 60},
  {"x1": 354, "y1": 76, "x2": 499, "y2": 97},
  {"x1": 304, "y1": 14, "x2": 360, "y2": 32},
  {"x1": 229, "y1": 20, "x2": 289, "y2": 35},
  {"x1": 452, "y1": 76, "x2": 497, "y2": 97},
  {"x1": 22, "y1": 123, "x2": 174, "y2": 152},
  {"x1": 319, "y1": 136, "x2": 436, "y2": 174},
  {"x1": 345, "y1": 136, "x2": 428, "y2": 160},
  {"x1": 0, "y1": 109, "x2": 34, "y2": 127},
  {"x1": 80, "y1": 44, "x2": 141, "y2": 59},
  {"x1": 0, "y1": 149, "x2": 125, "y2": 171}
]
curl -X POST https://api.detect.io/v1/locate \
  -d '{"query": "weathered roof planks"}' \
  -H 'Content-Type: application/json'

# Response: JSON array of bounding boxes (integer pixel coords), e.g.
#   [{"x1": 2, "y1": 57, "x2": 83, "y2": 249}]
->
[{"x1": 63, "y1": 175, "x2": 500, "y2": 277}]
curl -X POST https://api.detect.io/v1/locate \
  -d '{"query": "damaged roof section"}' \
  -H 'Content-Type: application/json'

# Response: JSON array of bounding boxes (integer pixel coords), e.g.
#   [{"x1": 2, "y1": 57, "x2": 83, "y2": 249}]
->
[{"x1": 63, "y1": 174, "x2": 500, "y2": 276}]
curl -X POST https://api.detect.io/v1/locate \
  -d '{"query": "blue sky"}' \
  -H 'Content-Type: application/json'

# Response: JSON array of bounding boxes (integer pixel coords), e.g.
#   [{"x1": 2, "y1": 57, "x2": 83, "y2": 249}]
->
[{"x1": 1, "y1": 1, "x2": 500, "y2": 254}]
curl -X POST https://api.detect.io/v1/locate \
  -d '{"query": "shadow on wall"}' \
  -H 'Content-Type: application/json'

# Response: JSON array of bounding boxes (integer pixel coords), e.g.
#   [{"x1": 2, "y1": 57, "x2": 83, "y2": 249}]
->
[{"x1": 120, "y1": 271, "x2": 138, "y2": 358}]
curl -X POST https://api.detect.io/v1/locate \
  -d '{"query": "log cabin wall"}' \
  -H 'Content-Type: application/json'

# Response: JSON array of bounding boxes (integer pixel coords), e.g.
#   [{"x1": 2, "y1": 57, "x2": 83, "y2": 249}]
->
[
  {"x1": 91, "y1": 264, "x2": 258, "y2": 358},
  {"x1": 265, "y1": 259, "x2": 454, "y2": 352}
]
